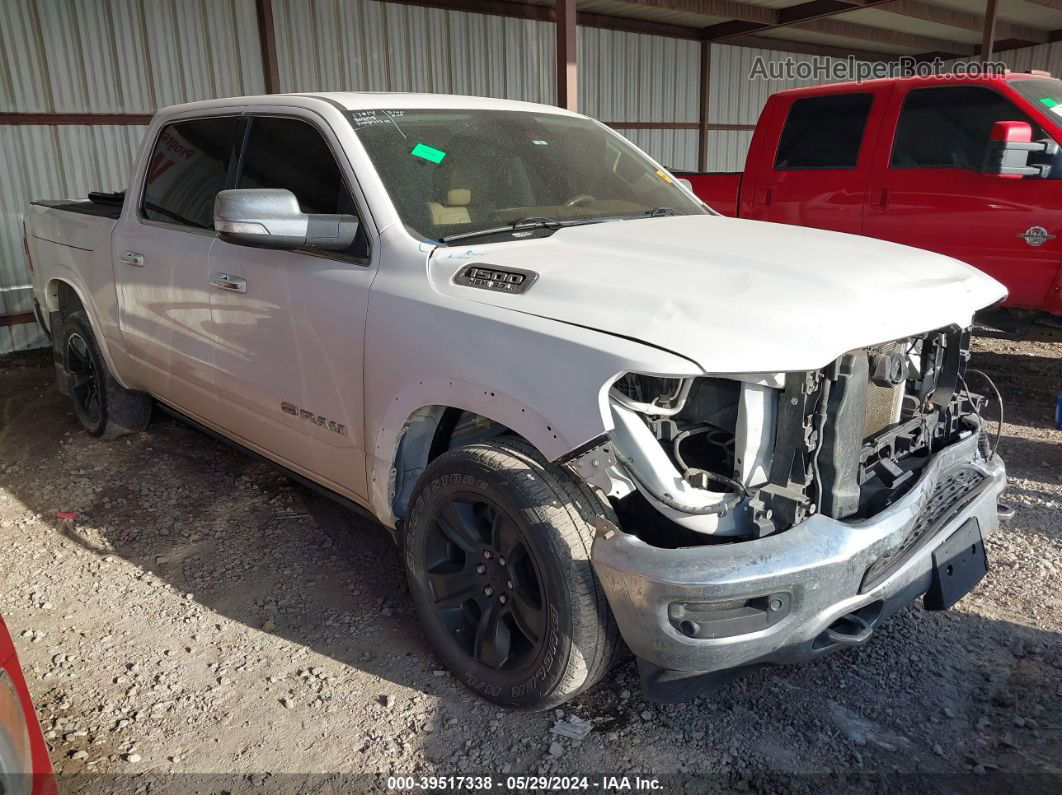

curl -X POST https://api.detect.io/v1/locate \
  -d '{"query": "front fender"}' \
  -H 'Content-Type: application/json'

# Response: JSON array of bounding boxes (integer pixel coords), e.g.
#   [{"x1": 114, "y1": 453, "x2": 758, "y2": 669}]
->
[
  {"x1": 364, "y1": 327, "x2": 701, "y2": 527},
  {"x1": 363, "y1": 229, "x2": 703, "y2": 525}
]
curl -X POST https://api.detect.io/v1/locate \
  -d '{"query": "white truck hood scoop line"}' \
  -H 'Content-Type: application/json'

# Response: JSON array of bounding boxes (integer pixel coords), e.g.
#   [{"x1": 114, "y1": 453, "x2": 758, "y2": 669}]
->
[{"x1": 433, "y1": 215, "x2": 1007, "y2": 374}]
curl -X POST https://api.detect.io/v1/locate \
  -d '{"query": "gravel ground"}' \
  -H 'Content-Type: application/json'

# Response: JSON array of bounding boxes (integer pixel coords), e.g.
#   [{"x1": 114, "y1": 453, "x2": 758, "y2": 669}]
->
[{"x1": 0, "y1": 333, "x2": 1059, "y2": 793}]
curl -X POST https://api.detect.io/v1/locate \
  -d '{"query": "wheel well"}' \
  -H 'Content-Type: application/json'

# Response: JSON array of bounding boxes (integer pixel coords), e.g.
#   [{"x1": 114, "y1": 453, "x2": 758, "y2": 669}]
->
[
  {"x1": 48, "y1": 280, "x2": 84, "y2": 317},
  {"x1": 391, "y1": 406, "x2": 524, "y2": 522}
]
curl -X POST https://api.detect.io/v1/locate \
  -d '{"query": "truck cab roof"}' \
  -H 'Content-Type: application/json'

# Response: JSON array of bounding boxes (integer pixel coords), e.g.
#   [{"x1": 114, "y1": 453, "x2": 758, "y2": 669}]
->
[
  {"x1": 771, "y1": 71, "x2": 1057, "y2": 99},
  {"x1": 155, "y1": 91, "x2": 583, "y2": 119}
]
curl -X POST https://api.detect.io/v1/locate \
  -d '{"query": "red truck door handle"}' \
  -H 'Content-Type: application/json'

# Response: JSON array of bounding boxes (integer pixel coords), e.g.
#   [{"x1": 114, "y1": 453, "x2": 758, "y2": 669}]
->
[
  {"x1": 868, "y1": 187, "x2": 888, "y2": 210},
  {"x1": 754, "y1": 188, "x2": 772, "y2": 206}
]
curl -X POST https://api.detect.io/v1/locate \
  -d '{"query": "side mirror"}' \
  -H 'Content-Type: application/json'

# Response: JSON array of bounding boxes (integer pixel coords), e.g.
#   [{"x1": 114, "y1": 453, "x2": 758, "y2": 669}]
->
[
  {"x1": 676, "y1": 177, "x2": 694, "y2": 191},
  {"x1": 982, "y1": 121, "x2": 1055, "y2": 178},
  {"x1": 214, "y1": 188, "x2": 358, "y2": 251}
]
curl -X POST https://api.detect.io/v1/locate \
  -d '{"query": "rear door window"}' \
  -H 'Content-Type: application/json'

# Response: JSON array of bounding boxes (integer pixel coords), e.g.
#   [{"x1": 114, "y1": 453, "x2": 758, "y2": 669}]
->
[
  {"x1": 774, "y1": 93, "x2": 874, "y2": 170},
  {"x1": 141, "y1": 116, "x2": 239, "y2": 229}
]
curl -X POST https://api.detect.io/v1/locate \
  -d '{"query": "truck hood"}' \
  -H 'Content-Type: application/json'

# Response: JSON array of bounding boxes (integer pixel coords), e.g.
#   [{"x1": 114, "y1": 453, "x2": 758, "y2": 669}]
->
[{"x1": 429, "y1": 215, "x2": 1007, "y2": 373}]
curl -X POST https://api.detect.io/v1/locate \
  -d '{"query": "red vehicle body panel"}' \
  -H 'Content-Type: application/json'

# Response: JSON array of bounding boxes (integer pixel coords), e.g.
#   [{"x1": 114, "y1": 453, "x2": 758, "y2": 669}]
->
[
  {"x1": 0, "y1": 616, "x2": 55, "y2": 795},
  {"x1": 679, "y1": 74, "x2": 1062, "y2": 316},
  {"x1": 681, "y1": 173, "x2": 741, "y2": 217}
]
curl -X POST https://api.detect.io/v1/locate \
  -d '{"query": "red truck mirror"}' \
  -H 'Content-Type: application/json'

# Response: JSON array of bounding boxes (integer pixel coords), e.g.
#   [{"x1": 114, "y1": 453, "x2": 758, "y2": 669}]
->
[{"x1": 982, "y1": 121, "x2": 1053, "y2": 178}]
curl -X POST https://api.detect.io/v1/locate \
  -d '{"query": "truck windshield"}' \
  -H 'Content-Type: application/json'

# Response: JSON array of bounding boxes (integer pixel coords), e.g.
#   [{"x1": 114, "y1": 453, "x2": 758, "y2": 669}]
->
[
  {"x1": 346, "y1": 109, "x2": 707, "y2": 243},
  {"x1": 1010, "y1": 78, "x2": 1062, "y2": 128}
]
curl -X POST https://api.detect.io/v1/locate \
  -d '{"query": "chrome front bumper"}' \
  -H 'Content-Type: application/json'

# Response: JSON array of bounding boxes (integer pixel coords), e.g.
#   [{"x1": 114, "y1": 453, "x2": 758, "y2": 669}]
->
[{"x1": 592, "y1": 433, "x2": 1006, "y2": 694}]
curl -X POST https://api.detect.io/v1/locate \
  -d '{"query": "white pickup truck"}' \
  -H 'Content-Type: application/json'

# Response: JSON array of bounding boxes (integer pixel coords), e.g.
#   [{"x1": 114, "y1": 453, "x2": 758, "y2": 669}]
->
[{"x1": 24, "y1": 93, "x2": 1009, "y2": 708}]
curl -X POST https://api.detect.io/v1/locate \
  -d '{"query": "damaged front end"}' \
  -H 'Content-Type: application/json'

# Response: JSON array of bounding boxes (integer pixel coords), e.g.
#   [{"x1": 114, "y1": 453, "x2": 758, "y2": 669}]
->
[
  {"x1": 570, "y1": 324, "x2": 995, "y2": 544},
  {"x1": 573, "y1": 324, "x2": 1007, "y2": 700}
]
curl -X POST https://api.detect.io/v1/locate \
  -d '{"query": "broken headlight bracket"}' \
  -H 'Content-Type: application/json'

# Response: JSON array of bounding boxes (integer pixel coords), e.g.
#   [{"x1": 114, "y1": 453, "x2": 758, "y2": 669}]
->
[
  {"x1": 746, "y1": 370, "x2": 823, "y2": 538},
  {"x1": 560, "y1": 437, "x2": 635, "y2": 499}
]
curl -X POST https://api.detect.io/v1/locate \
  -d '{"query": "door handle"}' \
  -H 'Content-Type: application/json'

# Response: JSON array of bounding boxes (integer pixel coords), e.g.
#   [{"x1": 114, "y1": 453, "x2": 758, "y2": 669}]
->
[
  {"x1": 754, "y1": 187, "x2": 772, "y2": 206},
  {"x1": 120, "y1": 250, "x2": 144, "y2": 267},
  {"x1": 210, "y1": 272, "x2": 247, "y2": 294},
  {"x1": 868, "y1": 187, "x2": 888, "y2": 210}
]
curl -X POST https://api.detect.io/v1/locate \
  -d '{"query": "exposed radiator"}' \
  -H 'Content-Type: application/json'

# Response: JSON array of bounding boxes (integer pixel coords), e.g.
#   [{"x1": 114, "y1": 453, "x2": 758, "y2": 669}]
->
[{"x1": 863, "y1": 341, "x2": 906, "y2": 438}]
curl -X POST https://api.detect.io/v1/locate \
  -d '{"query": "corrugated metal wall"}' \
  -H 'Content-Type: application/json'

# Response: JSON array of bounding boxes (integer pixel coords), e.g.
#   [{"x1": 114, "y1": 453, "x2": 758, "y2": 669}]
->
[
  {"x1": 272, "y1": 0, "x2": 555, "y2": 102},
  {"x1": 995, "y1": 41, "x2": 1062, "y2": 76},
  {"x1": 580, "y1": 27, "x2": 700, "y2": 170},
  {"x1": 947, "y1": 40, "x2": 1062, "y2": 78},
  {"x1": 579, "y1": 27, "x2": 700, "y2": 122},
  {"x1": 0, "y1": 0, "x2": 264, "y2": 113}
]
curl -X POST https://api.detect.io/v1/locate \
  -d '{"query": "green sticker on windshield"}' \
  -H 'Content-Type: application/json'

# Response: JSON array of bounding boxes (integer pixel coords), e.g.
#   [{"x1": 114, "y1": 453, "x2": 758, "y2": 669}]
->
[
  {"x1": 1040, "y1": 97, "x2": 1057, "y2": 108},
  {"x1": 411, "y1": 143, "x2": 447, "y2": 164}
]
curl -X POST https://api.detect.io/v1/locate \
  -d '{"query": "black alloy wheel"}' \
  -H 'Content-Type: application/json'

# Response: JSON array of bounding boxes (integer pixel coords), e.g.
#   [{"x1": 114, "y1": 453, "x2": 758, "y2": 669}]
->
[
  {"x1": 423, "y1": 494, "x2": 547, "y2": 672},
  {"x1": 60, "y1": 310, "x2": 152, "y2": 439},
  {"x1": 404, "y1": 440, "x2": 621, "y2": 709},
  {"x1": 66, "y1": 332, "x2": 103, "y2": 427}
]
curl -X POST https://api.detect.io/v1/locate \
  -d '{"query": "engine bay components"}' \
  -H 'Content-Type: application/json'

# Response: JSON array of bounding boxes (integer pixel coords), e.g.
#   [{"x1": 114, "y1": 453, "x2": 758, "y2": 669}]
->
[{"x1": 597, "y1": 324, "x2": 993, "y2": 544}]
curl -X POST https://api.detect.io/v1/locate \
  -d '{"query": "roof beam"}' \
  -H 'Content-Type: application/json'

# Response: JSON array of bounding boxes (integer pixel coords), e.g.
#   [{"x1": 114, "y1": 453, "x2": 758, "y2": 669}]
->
[
  {"x1": 982, "y1": 0, "x2": 999, "y2": 61},
  {"x1": 881, "y1": 0, "x2": 1047, "y2": 45},
  {"x1": 557, "y1": 0, "x2": 577, "y2": 110},
  {"x1": 790, "y1": 17, "x2": 977, "y2": 54},
  {"x1": 385, "y1": 0, "x2": 704, "y2": 39},
  {"x1": 702, "y1": 0, "x2": 901, "y2": 42},
  {"x1": 622, "y1": 0, "x2": 774, "y2": 24},
  {"x1": 255, "y1": 0, "x2": 280, "y2": 93},
  {"x1": 726, "y1": 33, "x2": 897, "y2": 60},
  {"x1": 1023, "y1": 0, "x2": 1062, "y2": 10},
  {"x1": 916, "y1": 28, "x2": 1062, "y2": 59}
]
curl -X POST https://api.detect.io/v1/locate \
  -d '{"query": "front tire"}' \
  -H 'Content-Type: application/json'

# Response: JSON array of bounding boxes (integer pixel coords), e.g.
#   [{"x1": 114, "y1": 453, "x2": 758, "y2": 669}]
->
[
  {"x1": 404, "y1": 439, "x2": 620, "y2": 710},
  {"x1": 61, "y1": 311, "x2": 151, "y2": 439}
]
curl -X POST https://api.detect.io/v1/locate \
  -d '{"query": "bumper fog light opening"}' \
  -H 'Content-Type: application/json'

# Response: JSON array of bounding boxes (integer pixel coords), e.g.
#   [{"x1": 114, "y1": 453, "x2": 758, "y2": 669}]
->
[{"x1": 668, "y1": 592, "x2": 792, "y2": 640}]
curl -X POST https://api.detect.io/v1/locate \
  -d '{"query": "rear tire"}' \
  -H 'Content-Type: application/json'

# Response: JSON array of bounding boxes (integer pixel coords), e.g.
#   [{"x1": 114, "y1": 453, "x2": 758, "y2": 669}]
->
[
  {"x1": 404, "y1": 438, "x2": 620, "y2": 710},
  {"x1": 61, "y1": 311, "x2": 152, "y2": 439}
]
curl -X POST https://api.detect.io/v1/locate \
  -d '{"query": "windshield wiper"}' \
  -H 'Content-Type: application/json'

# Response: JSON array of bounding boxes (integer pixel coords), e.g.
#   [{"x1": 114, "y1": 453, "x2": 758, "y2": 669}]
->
[
  {"x1": 440, "y1": 216, "x2": 598, "y2": 244},
  {"x1": 646, "y1": 207, "x2": 682, "y2": 217}
]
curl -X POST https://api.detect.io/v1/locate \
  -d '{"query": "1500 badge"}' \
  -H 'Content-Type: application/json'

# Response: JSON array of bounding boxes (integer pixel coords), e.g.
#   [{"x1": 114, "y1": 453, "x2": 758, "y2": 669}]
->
[
  {"x1": 454, "y1": 264, "x2": 538, "y2": 294},
  {"x1": 281, "y1": 402, "x2": 346, "y2": 435}
]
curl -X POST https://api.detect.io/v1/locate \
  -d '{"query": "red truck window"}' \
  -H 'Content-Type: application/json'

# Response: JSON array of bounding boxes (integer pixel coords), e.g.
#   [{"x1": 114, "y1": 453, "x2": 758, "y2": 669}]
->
[
  {"x1": 774, "y1": 93, "x2": 873, "y2": 171},
  {"x1": 891, "y1": 86, "x2": 1032, "y2": 171}
]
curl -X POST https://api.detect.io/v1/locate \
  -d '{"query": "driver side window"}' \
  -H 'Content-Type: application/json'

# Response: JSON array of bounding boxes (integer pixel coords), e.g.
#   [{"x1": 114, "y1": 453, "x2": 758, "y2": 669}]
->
[{"x1": 237, "y1": 116, "x2": 369, "y2": 256}]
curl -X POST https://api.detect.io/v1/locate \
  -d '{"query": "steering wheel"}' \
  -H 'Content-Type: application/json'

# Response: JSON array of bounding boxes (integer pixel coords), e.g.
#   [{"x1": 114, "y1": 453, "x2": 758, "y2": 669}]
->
[{"x1": 563, "y1": 193, "x2": 596, "y2": 208}]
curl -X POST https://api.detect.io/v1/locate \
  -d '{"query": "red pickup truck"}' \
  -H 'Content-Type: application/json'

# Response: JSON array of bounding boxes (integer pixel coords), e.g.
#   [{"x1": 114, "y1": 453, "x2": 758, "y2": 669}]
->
[{"x1": 681, "y1": 73, "x2": 1062, "y2": 321}]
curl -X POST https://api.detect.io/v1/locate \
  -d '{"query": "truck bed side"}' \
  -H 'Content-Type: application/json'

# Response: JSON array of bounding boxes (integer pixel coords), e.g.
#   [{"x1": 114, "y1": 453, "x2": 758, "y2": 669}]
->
[
  {"x1": 25, "y1": 201, "x2": 122, "y2": 366},
  {"x1": 674, "y1": 172, "x2": 742, "y2": 217}
]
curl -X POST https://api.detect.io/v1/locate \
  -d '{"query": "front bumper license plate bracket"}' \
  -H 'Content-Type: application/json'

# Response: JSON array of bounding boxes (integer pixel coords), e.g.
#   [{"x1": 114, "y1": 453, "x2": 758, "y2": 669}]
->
[{"x1": 923, "y1": 517, "x2": 988, "y2": 611}]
